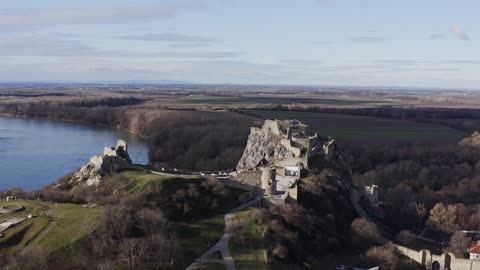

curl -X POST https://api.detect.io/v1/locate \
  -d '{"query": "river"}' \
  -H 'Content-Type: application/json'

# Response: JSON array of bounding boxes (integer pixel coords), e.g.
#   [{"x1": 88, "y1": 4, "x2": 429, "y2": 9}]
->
[{"x1": 0, "y1": 116, "x2": 148, "y2": 191}]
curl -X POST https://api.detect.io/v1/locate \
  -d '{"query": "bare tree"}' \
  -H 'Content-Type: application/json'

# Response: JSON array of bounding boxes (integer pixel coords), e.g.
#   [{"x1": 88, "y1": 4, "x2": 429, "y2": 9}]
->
[
  {"x1": 396, "y1": 230, "x2": 416, "y2": 246},
  {"x1": 365, "y1": 244, "x2": 398, "y2": 270},
  {"x1": 351, "y1": 218, "x2": 382, "y2": 247},
  {"x1": 120, "y1": 238, "x2": 150, "y2": 270},
  {"x1": 227, "y1": 219, "x2": 250, "y2": 245},
  {"x1": 97, "y1": 259, "x2": 116, "y2": 270},
  {"x1": 136, "y1": 208, "x2": 168, "y2": 240},
  {"x1": 427, "y1": 203, "x2": 460, "y2": 233},
  {"x1": 7, "y1": 245, "x2": 49, "y2": 270},
  {"x1": 447, "y1": 231, "x2": 470, "y2": 257}
]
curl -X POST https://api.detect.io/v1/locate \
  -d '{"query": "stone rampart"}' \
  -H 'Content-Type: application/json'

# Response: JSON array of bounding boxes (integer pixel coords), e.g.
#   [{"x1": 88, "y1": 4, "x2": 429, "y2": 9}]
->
[{"x1": 394, "y1": 244, "x2": 480, "y2": 270}]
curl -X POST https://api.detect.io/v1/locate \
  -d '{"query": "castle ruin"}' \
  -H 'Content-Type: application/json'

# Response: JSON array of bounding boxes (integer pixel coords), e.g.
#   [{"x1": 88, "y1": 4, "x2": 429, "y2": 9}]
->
[
  {"x1": 235, "y1": 119, "x2": 335, "y2": 203},
  {"x1": 69, "y1": 139, "x2": 133, "y2": 186}
]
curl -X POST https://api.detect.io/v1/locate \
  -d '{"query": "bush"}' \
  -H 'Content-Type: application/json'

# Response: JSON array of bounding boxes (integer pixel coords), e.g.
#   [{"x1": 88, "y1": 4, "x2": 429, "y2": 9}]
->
[
  {"x1": 396, "y1": 230, "x2": 416, "y2": 245},
  {"x1": 365, "y1": 244, "x2": 398, "y2": 270}
]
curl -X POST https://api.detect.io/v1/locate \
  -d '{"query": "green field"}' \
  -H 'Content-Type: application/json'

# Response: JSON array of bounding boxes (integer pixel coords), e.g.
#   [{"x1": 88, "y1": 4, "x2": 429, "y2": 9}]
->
[
  {"x1": 176, "y1": 94, "x2": 392, "y2": 106},
  {"x1": 121, "y1": 170, "x2": 249, "y2": 269},
  {"x1": 121, "y1": 170, "x2": 200, "y2": 193},
  {"x1": 230, "y1": 208, "x2": 267, "y2": 270},
  {"x1": 0, "y1": 200, "x2": 49, "y2": 253},
  {"x1": 177, "y1": 214, "x2": 226, "y2": 269},
  {"x1": 243, "y1": 110, "x2": 467, "y2": 144},
  {"x1": 0, "y1": 200, "x2": 102, "y2": 256},
  {"x1": 37, "y1": 203, "x2": 102, "y2": 253}
]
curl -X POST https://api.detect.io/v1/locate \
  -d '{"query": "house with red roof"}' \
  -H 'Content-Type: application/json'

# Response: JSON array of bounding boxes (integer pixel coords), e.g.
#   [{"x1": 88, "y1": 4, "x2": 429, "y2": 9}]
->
[{"x1": 470, "y1": 240, "x2": 480, "y2": 260}]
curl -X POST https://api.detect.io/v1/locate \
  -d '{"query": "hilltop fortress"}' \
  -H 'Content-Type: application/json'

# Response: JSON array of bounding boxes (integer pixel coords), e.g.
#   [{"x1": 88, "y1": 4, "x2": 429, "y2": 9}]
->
[
  {"x1": 69, "y1": 140, "x2": 133, "y2": 186},
  {"x1": 235, "y1": 119, "x2": 335, "y2": 202}
]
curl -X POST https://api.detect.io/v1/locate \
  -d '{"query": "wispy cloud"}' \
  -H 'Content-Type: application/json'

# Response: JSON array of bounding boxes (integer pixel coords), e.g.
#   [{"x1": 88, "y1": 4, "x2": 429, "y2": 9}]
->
[
  {"x1": 280, "y1": 59, "x2": 324, "y2": 66},
  {"x1": 451, "y1": 25, "x2": 469, "y2": 40},
  {"x1": 168, "y1": 43, "x2": 213, "y2": 48},
  {"x1": 0, "y1": 3, "x2": 203, "y2": 32},
  {"x1": 374, "y1": 59, "x2": 480, "y2": 65},
  {"x1": 313, "y1": 36, "x2": 391, "y2": 45},
  {"x1": 117, "y1": 33, "x2": 219, "y2": 43},
  {"x1": 347, "y1": 36, "x2": 392, "y2": 43},
  {"x1": 0, "y1": 36, "x2": 238, "y2": 59},
  {"x1": 312, "y1": 41, "x2": 334, "y2": 45},
  {"x1": 428, "y1": 33, "x2": 445, "y2": 40}
]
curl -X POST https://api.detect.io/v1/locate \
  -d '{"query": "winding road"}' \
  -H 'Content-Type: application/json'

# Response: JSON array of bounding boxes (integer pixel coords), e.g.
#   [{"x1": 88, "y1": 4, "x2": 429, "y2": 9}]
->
[{"x1": 186, "y1": 198, "x2": 261, "y2": 270}]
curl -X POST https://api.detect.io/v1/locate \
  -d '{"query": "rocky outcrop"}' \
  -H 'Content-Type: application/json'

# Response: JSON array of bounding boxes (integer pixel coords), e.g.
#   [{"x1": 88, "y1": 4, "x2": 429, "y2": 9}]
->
[
  {"x1": 459, "y1": 131, "x2": 480, "y2": 148},
  {"x1": 236, "y1": 119, "x2": 331, "y2": 171},
  {"x1": 236, "y1": 121, "x2": 294, "y2": 171},
  {"x1": 69, "y1": 140, "x2": 133, "y2": 186}
]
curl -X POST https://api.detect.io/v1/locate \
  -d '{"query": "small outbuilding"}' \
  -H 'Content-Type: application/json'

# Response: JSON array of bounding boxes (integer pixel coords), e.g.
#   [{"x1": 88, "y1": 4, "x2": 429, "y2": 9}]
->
[{"x1": 470, "y1": 240, "x2": 480, "y2": 260}]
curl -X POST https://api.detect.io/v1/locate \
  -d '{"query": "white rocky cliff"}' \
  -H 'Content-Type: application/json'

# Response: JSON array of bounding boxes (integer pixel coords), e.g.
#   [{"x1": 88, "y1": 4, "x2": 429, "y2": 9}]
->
[
  {"x1": 69, "y1": 140, "x2": 133, "y2": 186},
  {"x1": 459, "y1": 131, "x2": 480, "y2": 148},
  {"x1": 236, "y1": 119, "x2": 334, "y2": 171}
]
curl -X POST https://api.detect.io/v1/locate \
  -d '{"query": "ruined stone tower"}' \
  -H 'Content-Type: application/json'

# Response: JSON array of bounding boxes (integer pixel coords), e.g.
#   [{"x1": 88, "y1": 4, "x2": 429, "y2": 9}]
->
[{"x1": 261, "y1": 167, "x2": 276, "y2": 196}]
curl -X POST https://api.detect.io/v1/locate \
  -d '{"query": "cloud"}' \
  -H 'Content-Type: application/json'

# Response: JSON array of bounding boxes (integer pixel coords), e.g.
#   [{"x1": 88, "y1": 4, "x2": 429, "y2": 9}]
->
[
  {"x1": 374, "y1": 59, "x2": 480, "y2": 65},
  {"x1": 280, "y1": 59, "x2": 324, "y2": 66},
  {"x1": 347, "y1": 37, "x2": 392, "y2": 43},
  {"x1": 313, "y1": 36, "x2": 391, "y2": 45},
  {"x1": 0, "y1": 36, "x2": 239, "y2": 59},
  {"x1": 312, "y1": 41, "x2": 334, "y2": 45},
  {"x1": 168, "y1": 43, "x2": 213, "y2": 48},
  {"x1": 451, "y1": 25, "x2": 469, "y2": 40},
  {"x1": 117, "y1": 33, "x2": 219, "y2": 43},
  {"x1": 0, "y1": 3, "x2": 203, "y2": 32},
  {"x1": 428, "y1": 33, "x2": 445, "y2": 40}
]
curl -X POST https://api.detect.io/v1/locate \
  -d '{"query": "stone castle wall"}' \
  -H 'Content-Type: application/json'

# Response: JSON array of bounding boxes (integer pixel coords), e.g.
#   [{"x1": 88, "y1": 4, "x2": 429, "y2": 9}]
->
[{"x1": 395, "y1": 244, "x2": 480, "y2": 270}]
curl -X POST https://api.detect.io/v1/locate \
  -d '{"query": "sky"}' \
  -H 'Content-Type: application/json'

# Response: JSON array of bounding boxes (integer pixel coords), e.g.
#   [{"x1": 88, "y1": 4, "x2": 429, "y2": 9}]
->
[{"x1": 0, "y1": 0, "x2": 479, "y2": 89}]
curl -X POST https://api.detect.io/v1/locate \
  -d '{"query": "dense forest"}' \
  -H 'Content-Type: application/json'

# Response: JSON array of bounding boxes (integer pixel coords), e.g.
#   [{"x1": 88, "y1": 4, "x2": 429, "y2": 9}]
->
[{"x1": 349, "y1": 143, "x2": 480, "y2": 237}]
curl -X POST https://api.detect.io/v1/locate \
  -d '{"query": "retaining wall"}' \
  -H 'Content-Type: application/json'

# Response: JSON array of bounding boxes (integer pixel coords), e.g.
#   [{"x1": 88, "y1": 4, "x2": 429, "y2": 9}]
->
[{"x1": 395, "y1": 244, "x2": 480, "y2": 270}]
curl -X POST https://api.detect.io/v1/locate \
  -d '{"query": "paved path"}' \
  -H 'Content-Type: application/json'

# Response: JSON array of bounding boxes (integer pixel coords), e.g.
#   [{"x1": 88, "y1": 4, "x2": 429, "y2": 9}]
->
[
  {"x1": 186, "y1": 198, "x2": 261, "y2": 270},
  {"x1": 23, "y1": 207, "x2": 58, "y2": 250}
]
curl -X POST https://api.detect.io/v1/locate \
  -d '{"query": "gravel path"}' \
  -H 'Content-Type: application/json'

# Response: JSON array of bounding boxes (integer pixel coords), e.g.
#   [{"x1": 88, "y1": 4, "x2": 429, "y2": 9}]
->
[{"x1": 186, "y1": 198, "x2": 261, "y2": 270}]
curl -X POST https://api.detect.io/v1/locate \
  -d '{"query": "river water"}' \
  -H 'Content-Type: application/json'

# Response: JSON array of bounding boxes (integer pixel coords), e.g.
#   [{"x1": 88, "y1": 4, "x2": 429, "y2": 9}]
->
[{"x1": 0, "y1": 116, "x2": 148, "y2": 191}]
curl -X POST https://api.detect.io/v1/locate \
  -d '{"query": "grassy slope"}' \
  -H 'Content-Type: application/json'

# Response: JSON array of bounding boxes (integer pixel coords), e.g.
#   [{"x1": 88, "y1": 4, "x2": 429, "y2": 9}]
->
[
  {"x1": 243, "y1": 110, "x2": 467, "y2": 144},
  {"x1": 121, "y1": 170, "x2": 248, "y2": 269},
  {"x1": 0, "y1": 200, "x2": 49, "y2": 253},
  {"x1": 121, "y1": 170, "x2": 199, "y2": 193},
  {"x1": 176, "y1": 214, "x2": 226, "y2": 269},
  {"x1": 0, "y1": 200, "x2": 101, "y2": 256},
  {"x1": 37, "y1": 203, "x2": 102, "y2": 253},
  {"x1": 230, "y1": 208, "x2": 267, "y2": 270}
]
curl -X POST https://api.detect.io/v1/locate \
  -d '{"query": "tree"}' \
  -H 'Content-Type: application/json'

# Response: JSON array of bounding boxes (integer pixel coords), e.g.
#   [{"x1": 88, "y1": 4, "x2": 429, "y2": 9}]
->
[
  {"x1": 136, "y1": 208, "x2": 168, "y2": 240},
  {"x1": 408, "y1": 201, "x2": 426, "y2": 230},
  {"x1": 396, "y1": 230, "x2": 416, "y2": 246},
  {"x1": 351, "y1": 218, "x2": 383, "y2": 248},
  {"x1": 120, "y1": 238, "x2": 150, "y2": 270},
  {"x1": 227, "y1": 219, "x2": 250, "y2": 245},
  {"x1": 365, "y1": 244, "x2": 398, "y2": 270},
  {"x1": 448, "y1": 231, "x2": 470, "y2": 257},
  {"x1": 96, "y1": 259, "x2": 115, "y2": 270},
  {"x1": 7, "y1": 245, "x2": 49, "y2": 270},
  {"x1": 427, "y1": 203, "x2": 460, "y2": 233}
]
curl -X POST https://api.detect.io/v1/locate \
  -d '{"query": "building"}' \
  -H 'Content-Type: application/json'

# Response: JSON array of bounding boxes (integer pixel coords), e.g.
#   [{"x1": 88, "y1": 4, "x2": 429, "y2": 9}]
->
[
  {"x1": 364, "y1": 184, "x2": 379, "y2": 204},
  {"x1": 235, "y1": 119, "x2": 335, "y2": 204},
  {"x1": 470, "y1": 241, "x2": 480, "y2": 260}
]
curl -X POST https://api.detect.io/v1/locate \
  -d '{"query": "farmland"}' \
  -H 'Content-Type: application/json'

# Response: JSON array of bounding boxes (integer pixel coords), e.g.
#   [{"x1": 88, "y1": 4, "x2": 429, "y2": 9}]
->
[
  {"x1": 242, "y1": 110, "x2": 467, "y2": 145},
  {"x1": 174, "y1": 94, "x2": 393, "y2": 106}
]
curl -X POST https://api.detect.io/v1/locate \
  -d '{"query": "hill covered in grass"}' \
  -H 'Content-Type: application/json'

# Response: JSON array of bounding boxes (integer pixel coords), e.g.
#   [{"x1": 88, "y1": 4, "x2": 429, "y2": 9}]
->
[{"x1": 0, "y1": 170, "x2": 251, "y2": 270}]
